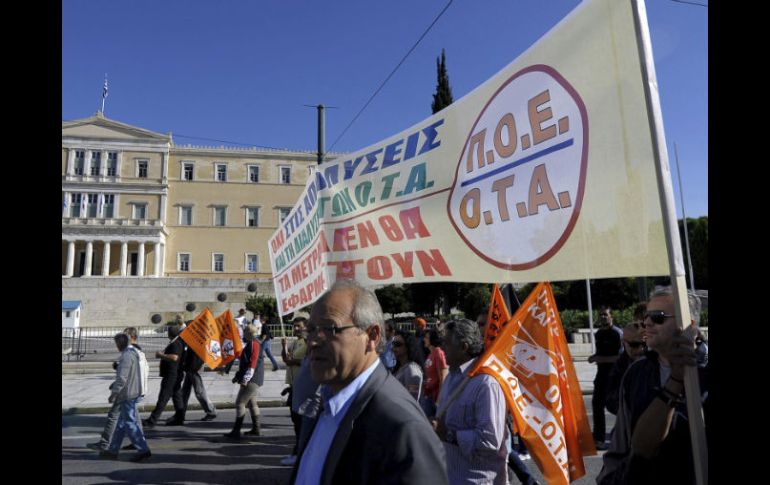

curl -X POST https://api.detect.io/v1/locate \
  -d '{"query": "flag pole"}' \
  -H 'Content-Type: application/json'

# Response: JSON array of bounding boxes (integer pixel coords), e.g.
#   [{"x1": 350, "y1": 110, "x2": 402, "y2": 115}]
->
[
  {"x1": 631, "y1": 1, "x2": 707, "y2": 483},
  {"x1": 674, "y1": 142, "x2": 696, "y2": 291}
]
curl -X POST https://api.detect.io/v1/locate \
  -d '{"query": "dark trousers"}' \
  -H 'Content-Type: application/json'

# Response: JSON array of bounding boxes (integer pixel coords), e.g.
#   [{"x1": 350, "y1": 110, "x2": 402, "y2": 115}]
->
[
  {"x1": 148, "y1": 371, "x2": 185, "y2": 423},
  {"x1": 287, "y1": 386, "x2": 302, "y2": 454},
  {"x1": 592, "y1": 366, "x2": 611, "y2": 442},
  {"x1": 180, "y1": 370, "x2": 216, "y2": 418}
]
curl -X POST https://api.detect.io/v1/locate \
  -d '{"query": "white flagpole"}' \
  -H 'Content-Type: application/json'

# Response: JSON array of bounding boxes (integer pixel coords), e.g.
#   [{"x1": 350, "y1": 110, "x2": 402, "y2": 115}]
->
[{"x1": 631, "y1": 1, "x2": 707, "y2": 483}]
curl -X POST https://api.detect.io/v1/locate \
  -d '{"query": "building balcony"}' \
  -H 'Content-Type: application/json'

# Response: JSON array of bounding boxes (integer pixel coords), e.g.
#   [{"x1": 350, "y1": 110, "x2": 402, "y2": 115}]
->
[{"x1": 62, "y1": 217, "x2": 164, "y2": 228}]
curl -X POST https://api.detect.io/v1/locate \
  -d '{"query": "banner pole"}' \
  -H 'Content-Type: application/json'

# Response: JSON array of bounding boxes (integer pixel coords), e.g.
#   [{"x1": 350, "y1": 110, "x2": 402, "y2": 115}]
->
[{"x1": 630, "y1": 1, "x2": 707, "y2": 483}]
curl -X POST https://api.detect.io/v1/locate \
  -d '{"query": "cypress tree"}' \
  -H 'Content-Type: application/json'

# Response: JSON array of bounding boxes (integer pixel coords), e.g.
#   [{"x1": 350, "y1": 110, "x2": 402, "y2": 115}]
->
[{"x1": 431, "y1": 49, "x2": 454, "y2": 114}]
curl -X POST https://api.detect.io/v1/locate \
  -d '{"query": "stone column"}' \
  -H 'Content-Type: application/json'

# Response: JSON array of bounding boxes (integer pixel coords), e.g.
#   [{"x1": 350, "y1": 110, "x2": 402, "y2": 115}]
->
[
  {"x1": 66, "y1": 241, "x2": 75, "y2": 277},
  {"x1": 101, "y1": 150, "x2": 108, "y2": 176},
  {"x1": 67, "y1": 150, "x2": 75, "y2": 176},
  {"x1": 102, "y1": 241, "x2": 111, "y2": 276},
  {"x1": 84, "y1": 241, "x2": 93, "y2": 277},
  {"x1": 137, "y1": 242, "x2": 145, "y2": 277},
  {"x1": 153, "y1": 242, "x2": 162, "y2": 277},
  {"x1": 120, "y1": 242, "x2": 128, "y2": 276}
]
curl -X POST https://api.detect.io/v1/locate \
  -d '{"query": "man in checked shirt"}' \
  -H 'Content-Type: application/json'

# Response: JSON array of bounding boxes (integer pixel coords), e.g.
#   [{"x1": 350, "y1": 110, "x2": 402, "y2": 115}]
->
[{"x1": 433, "y1": 318, "x2": 508, "y2": 485}]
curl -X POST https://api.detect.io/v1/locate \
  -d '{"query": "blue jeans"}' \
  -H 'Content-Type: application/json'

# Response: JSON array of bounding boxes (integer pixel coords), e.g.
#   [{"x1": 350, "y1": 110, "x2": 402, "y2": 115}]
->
[
  {"x1": 108, "y1": 397, "x2": 150, "y2": 454},
  {"x1": 262, "y1": 338, "x2": 279, "y2": 370},
  {"x1": 506, "y1": 419, "x2": 536, "y2": 484}
]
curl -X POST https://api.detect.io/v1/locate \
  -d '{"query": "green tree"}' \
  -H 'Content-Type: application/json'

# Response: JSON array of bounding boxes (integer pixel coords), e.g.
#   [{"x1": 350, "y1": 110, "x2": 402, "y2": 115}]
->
[
  {"x1": 679, "y1": 216, "x2": 708, "y2": 290},
  {"x1": 245, "y1": 294, "x2": 278, "y2": 324},
  {"x1": 375, "y1": 285, "x2": 410, "y2": 316},
  {"x1": 458, "y1": 284, "x2": 492, "y2": 320},
  {"x1": 431, "y1": 48, "x2": 454, "y2": 114}
]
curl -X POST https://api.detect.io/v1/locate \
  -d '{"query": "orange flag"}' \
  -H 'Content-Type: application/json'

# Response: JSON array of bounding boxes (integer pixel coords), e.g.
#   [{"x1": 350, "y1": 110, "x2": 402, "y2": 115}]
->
[
  {"x1": 179, "y1": 308, "x2": 243, "y2": 369},
  {"x1": 484, "y1": 284, "x2": 511, "y2": 348},
  {"x1": 470, "y1": 282, "x2": 595, "y2": 484}
]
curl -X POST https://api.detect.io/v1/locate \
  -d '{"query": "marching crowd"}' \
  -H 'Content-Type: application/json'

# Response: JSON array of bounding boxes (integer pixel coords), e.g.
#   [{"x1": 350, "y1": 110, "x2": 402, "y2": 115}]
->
[{"x1": 86, "y1": 279, "x2": 708, "y2": 485}]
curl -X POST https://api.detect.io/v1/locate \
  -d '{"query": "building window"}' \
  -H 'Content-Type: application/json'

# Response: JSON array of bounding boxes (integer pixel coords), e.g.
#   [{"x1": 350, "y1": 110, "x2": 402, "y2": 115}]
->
[
  {"x1": 248, "y1": 165, "x2": 260, "y2": 183},
  {"x1": 246, "y1": 254, "x2": 258, "y2": 273},
  {"x1": 183, "y1": 162, "x2": 194, "y2": 181},
  {"x1": 278, "y1": 207, "x2": 292, "y2": 224},
  {"x1": 180, "y1": 206, "x2": 193, "y2": 226},
  {"x1": 214, "y1": 207, "x2": 227, "y2": 226},
  {"x1": 66, "y1": 311, "x2": 71, "y2": 318},
  {"x1": 71, "y1": 193, "x2": 82, "y2": 217},
  {"x1": 178, "y1": 253, "x2": 190, "y2": 272},
  {"x1": 246, "y1": 207, "x2": 259, "y2": 227},
  {"x1": 103, "y1": 194, "x2": 115, "y2": 218},
  {"x1": 107, "y1": 152, "x2": 118, "y2": 176},
  {"x1": 213, "y1": 253, "x2": 224, "y2": 272},
  {"x1": 90, "y1": 151, "x2": 102, "y2": 176},
  {"x1": 216, "y1": 163, "x2": 227, "y2": 182},
  {"x1": 133, "y1": 203, "x2": 147, "y2": 220},
  {"x1": 137, "y1": 160, "x2": 148, "y2": 178},
  {"x1": 87, "y1": 194, "x2": 98, "y2": 218},
  {"x1": 280, "y1": 166, "x2": 291, "y2": 184},
  {"x1": 74, "y1": 150, "x2": 85, "y2": 175}
]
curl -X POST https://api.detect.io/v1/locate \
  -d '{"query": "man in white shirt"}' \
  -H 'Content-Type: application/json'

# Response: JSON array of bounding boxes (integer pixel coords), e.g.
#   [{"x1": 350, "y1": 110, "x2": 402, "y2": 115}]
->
[{"x1": 291, "y1": 279, "x2": 447, "y2": 485}]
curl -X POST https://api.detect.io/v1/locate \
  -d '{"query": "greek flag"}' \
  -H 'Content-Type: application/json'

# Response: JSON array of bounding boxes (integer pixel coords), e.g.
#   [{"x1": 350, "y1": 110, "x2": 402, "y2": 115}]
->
[{"x1": 102, "y1": 76, "x2": 108, "y2": 99}]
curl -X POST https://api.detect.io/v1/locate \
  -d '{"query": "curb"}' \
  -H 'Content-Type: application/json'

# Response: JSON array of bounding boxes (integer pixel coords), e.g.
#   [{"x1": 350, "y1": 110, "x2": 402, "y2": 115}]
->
[{"x1": 62, "y1": 399, "x2": 287, "y2": 416}]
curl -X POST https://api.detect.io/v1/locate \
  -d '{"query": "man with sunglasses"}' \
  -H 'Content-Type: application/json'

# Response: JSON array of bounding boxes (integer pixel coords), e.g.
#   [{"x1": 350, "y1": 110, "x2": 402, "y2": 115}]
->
[
  {"x1": 605, "y1": 303, "x2": 647, "y2": 416},
  {"x1": 291, "y1": 279, "x2": 448, "y2": 485},
  {"x1": 597, "y1": 287, "x2": 708, "y2": 485},
  {"x1": 588, "y1": 306, "x2": 623, "y2": 450}
]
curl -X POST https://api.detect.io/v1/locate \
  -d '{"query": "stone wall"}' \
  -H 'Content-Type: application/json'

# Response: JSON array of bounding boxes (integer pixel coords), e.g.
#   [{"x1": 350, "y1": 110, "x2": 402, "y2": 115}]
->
[{"x1": 61, "y1": 277, "x2": 275, "y2": 327}]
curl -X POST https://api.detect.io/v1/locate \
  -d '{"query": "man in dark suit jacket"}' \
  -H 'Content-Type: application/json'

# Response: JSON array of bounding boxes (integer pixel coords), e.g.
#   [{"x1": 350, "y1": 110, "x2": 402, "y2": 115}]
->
[{"x1": 290, "y1": 279, "x2": 448, "y2": 485}]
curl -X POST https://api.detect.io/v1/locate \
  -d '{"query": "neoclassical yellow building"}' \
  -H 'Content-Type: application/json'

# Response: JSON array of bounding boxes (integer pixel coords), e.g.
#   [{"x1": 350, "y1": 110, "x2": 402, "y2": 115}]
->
[{"x1": 62, "y1": 111, "x2": 320, "y2": 280}]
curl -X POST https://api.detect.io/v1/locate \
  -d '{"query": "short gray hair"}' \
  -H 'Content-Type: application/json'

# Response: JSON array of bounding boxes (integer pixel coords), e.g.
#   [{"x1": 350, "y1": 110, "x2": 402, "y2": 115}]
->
[
  {"x1": 243, "y1": 324, "x2": 258, "y2": 340},
  {"x1": 649, "y1": 286, "x2": 702, "y2": 325},
  {"x1": 445, "y1": 318, "x2": 484, "y2": 357},
  {"x1": 326, "y1": 279, "x2": 385, "y2": 353}
]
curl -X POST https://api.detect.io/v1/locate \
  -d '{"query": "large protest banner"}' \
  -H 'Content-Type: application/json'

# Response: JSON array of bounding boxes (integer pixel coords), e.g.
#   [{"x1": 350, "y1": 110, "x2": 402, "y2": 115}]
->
[
  {"x1": 472, "y1": 282, "x2": 594, "y2": 484},
  {"x1": 269, "y1": 0, "x2": 672, "y2": 316}
]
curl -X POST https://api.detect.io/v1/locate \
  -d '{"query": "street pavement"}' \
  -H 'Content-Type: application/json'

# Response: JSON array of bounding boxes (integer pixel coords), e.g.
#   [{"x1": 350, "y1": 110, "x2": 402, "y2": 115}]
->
[
  {"x1": 62, "y1": 399, "x2": 614, "y2": 485},
  {"x1": 62, "y1": 352, "x2": 613, "y2": 484}
]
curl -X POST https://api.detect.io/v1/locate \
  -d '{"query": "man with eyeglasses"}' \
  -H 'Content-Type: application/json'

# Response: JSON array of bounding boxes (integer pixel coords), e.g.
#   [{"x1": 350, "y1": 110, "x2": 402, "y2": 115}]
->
[
  {"x1": 597, "y1": 287, "x2": 709, "y2": 485},
  {"x1": 588, "y1": 306, "x2": 623, "y2": 450},
  {"x1": 605, "y1": 303, "x2": 647, "y2": 416},
  {"x1": 291, "y1": 279, "x2": 448, "y2": 485}
]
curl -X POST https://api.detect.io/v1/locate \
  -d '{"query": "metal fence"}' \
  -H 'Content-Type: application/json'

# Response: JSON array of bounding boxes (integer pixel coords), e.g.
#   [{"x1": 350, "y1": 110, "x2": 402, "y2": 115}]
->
[
  {"x1": 62, "y1": 321, "x2": 440, "y2": 362},
  {"x1": 62, "y1": 326, "x2": 174, "y2": 361}
]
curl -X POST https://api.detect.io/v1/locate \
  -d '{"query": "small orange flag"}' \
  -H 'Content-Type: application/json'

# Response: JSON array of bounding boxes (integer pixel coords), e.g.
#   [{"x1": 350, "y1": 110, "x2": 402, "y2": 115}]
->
[
  {"x1": 471, "y1": 282, "x2": 595, "y2": 484},
  {"x1": 484, "y1": 284, "x2": 511, "y2": 348},
  {"x1": 179, "y1": 308, "x2": 243, "y2": 369}
]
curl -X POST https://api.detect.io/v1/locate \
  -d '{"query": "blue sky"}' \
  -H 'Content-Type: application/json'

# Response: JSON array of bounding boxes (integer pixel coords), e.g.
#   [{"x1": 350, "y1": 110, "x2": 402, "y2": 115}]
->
[{"x1": 62, "y1": 0, "x2": 707, "y2": 218}]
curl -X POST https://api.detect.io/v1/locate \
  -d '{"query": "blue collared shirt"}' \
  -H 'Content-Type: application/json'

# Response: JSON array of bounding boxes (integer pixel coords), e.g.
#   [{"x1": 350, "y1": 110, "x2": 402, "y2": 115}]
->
[{"x1": 295, "y1": 359, "x2": 381, "y2": 485}]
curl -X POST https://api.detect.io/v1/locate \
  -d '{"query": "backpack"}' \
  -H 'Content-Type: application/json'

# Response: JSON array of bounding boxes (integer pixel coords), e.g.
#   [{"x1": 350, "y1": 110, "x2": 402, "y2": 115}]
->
[{"x1": 130, "y1": 346, "x2": 150, "y2": 397}]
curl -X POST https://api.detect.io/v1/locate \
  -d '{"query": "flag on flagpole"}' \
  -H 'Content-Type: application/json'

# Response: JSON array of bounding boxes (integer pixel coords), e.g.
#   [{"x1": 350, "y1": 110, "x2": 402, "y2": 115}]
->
[
  {"x1": 63, "y1": 194, "x2": 69, "y2": 212},
  {"x1": 484, "y1": 284, "x2": 511, "y2": 348},
  {"x1": 471, "y1": 282, "x2": 595, "y2": 485},
  {"x1": 179, "y1": 308, "x2": 244, "y2": 370},
  {"x1": 102, "y1": 75, "x2": 108, "y2": 99}
]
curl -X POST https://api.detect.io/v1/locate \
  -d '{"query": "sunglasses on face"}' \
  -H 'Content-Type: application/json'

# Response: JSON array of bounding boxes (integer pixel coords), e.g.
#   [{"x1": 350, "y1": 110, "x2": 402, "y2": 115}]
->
[
  {"x1": 392, "y1": 341, "x2": 405, "y2": 348},
  {"x1": 625, "y1": 340, "x2": 644, "y2": 349},
  {"x1": 644, "y1": 311, "x2": 675, "y2": 325}
]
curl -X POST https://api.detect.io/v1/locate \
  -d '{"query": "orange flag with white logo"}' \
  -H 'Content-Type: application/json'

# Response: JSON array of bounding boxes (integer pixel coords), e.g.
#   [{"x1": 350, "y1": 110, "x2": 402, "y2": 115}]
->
[
  {"x1": 179, "y1": 308, "x2": 243, "y2": 369},
  {"x1": 484, "y1": 284, "x2": 511, "y2": 348},
  {"x1": 471, "y1": 282, "x2": 595, "y2": 484}
]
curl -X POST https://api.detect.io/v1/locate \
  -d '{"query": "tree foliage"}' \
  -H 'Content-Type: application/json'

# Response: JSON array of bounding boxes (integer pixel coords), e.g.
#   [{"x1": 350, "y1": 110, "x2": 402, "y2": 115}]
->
[
  {"x1": 431, "y1": 48, "x2": 454, "y2": 114},
  {"x1": 245, "y1": 294, "x2": 278, "y2": 324},
  {"x1": 375, "y1": 285, "x2": 410, "y2": 316}
]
